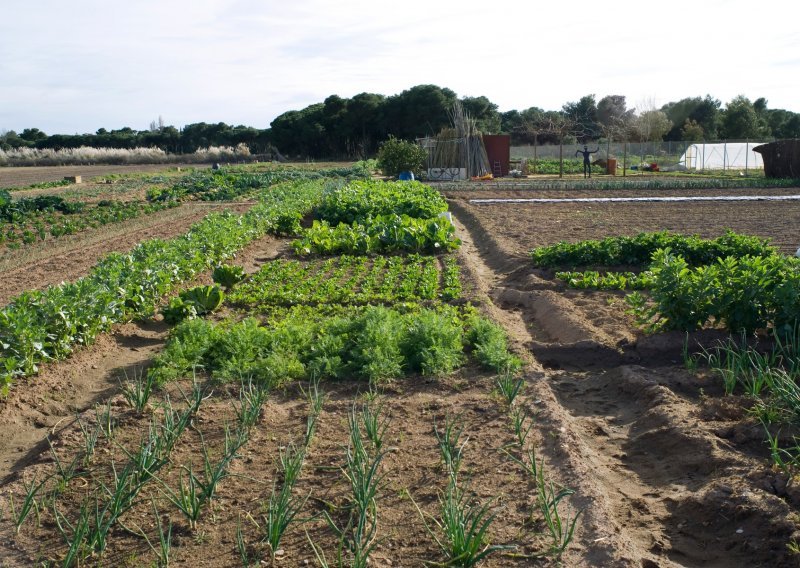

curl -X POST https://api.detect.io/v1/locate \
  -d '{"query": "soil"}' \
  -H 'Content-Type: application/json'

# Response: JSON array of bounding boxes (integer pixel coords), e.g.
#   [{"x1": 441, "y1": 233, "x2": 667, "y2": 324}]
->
[
  {"x1": 1, "y1": 183, "x2": 800, "y2": 567},
  {"x1": 0, "y1": 165, "x2": 200, "y2": 190}
]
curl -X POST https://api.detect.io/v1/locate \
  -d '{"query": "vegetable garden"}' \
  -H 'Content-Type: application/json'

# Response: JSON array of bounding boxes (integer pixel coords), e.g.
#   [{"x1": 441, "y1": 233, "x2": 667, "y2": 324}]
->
[{"x1": 3, "y1": 167, "x2": 800, "y2": 567}]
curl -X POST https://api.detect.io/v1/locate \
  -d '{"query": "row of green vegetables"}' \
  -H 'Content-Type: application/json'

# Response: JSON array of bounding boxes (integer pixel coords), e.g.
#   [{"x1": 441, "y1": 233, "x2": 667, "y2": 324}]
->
[
  {"x1": 148, "y1": 177, "x2": 522, "y2": 389},
  {"x1": 0, "y1": 179, "x2": 324, "y2": 392},
  {"x1": 0, "y1": 198, "x2": 179, "y2": 248},
  {"x1": 532, "y1": 230, "x2": 800, "y2": 333},
  {"x1": 444, "y1": 176, "x2": 800, "y2": 191},
  {"x1": 293, "y1": 179, "x2": 459, "y2": 255},
  {"x1": 145, "y1": 163, "x2": 372, "y2": 202},
  {"x1": 149, "y1": 305, "x2": 521, "y2": 387},
  {"x1": 227, "y1": 254, "x2": 461, "y2": 308},
  {"x1": 0, "y1": 163, "x2": 371, "y2": 250}
]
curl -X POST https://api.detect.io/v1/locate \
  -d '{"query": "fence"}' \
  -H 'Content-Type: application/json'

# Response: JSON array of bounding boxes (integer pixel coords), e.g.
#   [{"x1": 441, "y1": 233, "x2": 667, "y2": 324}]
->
[{"x1": 511, "y1": 139, "x2": 773, "y2": 173}]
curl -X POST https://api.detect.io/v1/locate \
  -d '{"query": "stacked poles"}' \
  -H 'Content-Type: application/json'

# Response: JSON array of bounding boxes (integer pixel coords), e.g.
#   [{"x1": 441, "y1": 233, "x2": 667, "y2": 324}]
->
[{"x1": 425, "y1": 101, "x2": 491, "y2": 177}]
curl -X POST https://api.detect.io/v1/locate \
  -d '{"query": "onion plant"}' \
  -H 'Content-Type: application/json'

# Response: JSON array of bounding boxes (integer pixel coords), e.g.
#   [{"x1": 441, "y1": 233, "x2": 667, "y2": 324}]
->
[
  {"x1": 495, "y1": 373, "x2": 525, "y2": 406},
  {"x1": 434, "y1": 414, "x2": 467, "y2": 479},
  {"x1": 10, "y1": 474, "x2": 44, "y2": 533},
  {"x1": 261, "y1": 482, "x2": 308, "y2": 557},
  {"x1": 120, "y1": 366, "x2": 156, "y2": 413}
]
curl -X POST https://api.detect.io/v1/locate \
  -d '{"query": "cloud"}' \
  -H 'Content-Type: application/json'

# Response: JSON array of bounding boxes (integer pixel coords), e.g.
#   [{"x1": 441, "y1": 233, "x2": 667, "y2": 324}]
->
[{"x1": 1, "y1": 0, "x2": 799, "y2": 133}]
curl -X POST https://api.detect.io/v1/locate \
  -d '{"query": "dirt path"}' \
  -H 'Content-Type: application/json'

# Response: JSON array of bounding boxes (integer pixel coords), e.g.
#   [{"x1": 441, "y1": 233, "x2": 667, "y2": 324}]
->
[{"x1": 448, "y1": 204, "x2": 800, "y2": 567}]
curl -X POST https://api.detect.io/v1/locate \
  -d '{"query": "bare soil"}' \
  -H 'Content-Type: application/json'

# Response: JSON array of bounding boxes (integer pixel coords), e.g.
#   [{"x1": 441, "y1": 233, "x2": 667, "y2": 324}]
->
[
  {"x1": 0, "y1": 165, "x2": 200, "y2": 190},
  {"x1": 1, "y1": 185, "x2": 799, "y2": 567}
]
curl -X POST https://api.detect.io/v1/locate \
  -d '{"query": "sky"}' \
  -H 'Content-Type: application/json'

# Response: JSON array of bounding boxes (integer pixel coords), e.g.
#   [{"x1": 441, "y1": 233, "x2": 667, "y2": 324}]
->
[{"x1": 1, "y1": 0, "x2": 799, "y2": 134}]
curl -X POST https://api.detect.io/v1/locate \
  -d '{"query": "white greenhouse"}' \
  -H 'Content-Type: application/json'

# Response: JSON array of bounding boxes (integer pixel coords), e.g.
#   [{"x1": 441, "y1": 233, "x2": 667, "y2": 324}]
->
[{"x1": 680, "y1": 142, "x2": 768, "y2": 170}]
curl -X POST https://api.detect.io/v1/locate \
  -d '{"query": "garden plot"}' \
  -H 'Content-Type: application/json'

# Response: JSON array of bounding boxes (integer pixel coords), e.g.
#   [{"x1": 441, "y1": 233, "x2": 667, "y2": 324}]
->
[{"x1": 2, "y1": 171, "x2": 800, "y2": 567}]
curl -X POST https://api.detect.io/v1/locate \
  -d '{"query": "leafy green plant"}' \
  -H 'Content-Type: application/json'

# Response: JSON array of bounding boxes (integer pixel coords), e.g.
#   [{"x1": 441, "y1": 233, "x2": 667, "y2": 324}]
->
[
  {"x1": 530, "y1": 230, "x2": 775, "y2": 269},
  {"x1": 401, "y1": 309, "x2": 464, "y2": 376},
  {"x1": 466, "y1": 315, "x2": 523, "y2": 374},
  {"x1": 293, "y1": 214, "x2": 460, "y2": 256},
  {"x1": 316, "y1": 179, "x2": 447, "y2": 224},
  {"x1": 376, "y1": 136, "x2": 427, "y2": 178},
  {"x1": 212, "y1": 264, "x2": 246, "y2": 291}
]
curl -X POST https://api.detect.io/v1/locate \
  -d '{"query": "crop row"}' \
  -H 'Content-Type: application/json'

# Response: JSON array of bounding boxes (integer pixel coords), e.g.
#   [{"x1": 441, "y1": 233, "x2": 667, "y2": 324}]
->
[
  {"x1": 628, "y1": 249, "x2": 800, "y2": 333},
  {"x1": 555, "y1": 270, "x2": 653, "y2": 290},
  {"x1": 0, "y1": 179, "x2": 324, "y2": 392},
  {"x1": 146, "y1": 163, "x2": 371, "y2": 202},
  {"x1": 440, "y1": 176, "x2": 800, "y2": 191},
  {"x1": 293, "y1": 214, "x2": 460, "y2": 256},
  {"x1": 229, "y1": 254, "x2": 459, "y2": 308},
  {"x1": 530, "y1": 230, "x2": 775, "y2": 268},
  {"x1": 0, "y1": 199, "x2": 179, "y2": 249},
  {"x1": 316, "y1": 179, "x2": 448, "y2": 224},
  {"x1": 149, "y1": 305, "x2": 521, "y2": 386}
]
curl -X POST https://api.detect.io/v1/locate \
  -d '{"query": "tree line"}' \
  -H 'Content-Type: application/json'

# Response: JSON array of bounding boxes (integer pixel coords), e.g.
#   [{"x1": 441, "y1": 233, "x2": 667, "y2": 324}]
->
[{"x1": 2, "y1": 85, "x2": 799, "y2": 159}]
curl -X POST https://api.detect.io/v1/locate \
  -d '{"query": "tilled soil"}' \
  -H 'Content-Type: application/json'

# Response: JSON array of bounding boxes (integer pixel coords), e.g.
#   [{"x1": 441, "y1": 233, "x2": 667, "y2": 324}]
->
[
  {"x1": 1, "y1": 185, "x2": 800, "y2": 566},
  {"x1": 0, "y1": 164, "x2": 200, "y2": 189}
]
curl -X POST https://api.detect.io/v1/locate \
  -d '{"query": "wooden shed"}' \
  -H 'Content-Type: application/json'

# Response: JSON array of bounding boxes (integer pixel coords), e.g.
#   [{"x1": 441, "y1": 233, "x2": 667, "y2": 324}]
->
[
  {"x1": 753, "y1": 140, "x2": 800, "y2": 178},
  {"x1": 483, "y1": 134, "x2": 510, "y2": 177}
]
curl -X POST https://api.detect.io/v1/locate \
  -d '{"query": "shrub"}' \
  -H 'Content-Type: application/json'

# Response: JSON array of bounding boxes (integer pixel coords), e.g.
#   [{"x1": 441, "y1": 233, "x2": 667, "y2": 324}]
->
[{"x1": 376, "y1": 136, "x2": 427, "y2": 177}]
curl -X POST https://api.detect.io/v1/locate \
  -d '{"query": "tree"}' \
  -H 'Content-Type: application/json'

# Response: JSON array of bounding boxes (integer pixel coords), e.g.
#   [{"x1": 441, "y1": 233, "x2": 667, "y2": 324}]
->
[
  {"x1": 380, "y1": 84, "x2": 457, "y2": 140},
  {"x1": 720, "y1": 95, "x2": 769, "y2": 139},
  {"x1": 341, "y1": 92, "x2": 385, "y2": 159},
  {"x1": 461, "y1": 95, "x2": 501, "y2": 133},
  {"x1": 596, "y1": 95, "x2": 635, "y2": 157},
  {"x1": 661, "y1": 95, "x2": 721, "y2": 140},
  {"x1": 680, "y1": 119, "x2": 705, "y2": 141},
  {"x1": 376, "y1": 136, "x2": 427, "y2": 177},
  {"x1": 597, "y1": 95, "x2": 634, "y2": 132},
  {"x1": 632, "y1": 108, "x2": 672, "y2": 143},
  {"x1": 562, "y1": 95, "x2": 599, "y2": 140}
]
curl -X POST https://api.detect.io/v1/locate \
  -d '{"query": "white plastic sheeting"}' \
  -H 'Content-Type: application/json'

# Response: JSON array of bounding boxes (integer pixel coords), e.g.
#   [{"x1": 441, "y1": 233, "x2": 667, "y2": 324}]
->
[
  {"x1": 469, "y1": 195, "x2": 800, "y2": 204},
  {"x1": 680, "y1": 143, "x2": 768, "y2": 170}
]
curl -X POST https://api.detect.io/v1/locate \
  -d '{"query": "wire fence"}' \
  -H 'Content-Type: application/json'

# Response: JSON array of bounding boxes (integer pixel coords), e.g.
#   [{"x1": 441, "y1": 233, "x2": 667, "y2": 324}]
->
[{"x1": 511, "y1": 139, "x2": 774, "y2": 173}]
